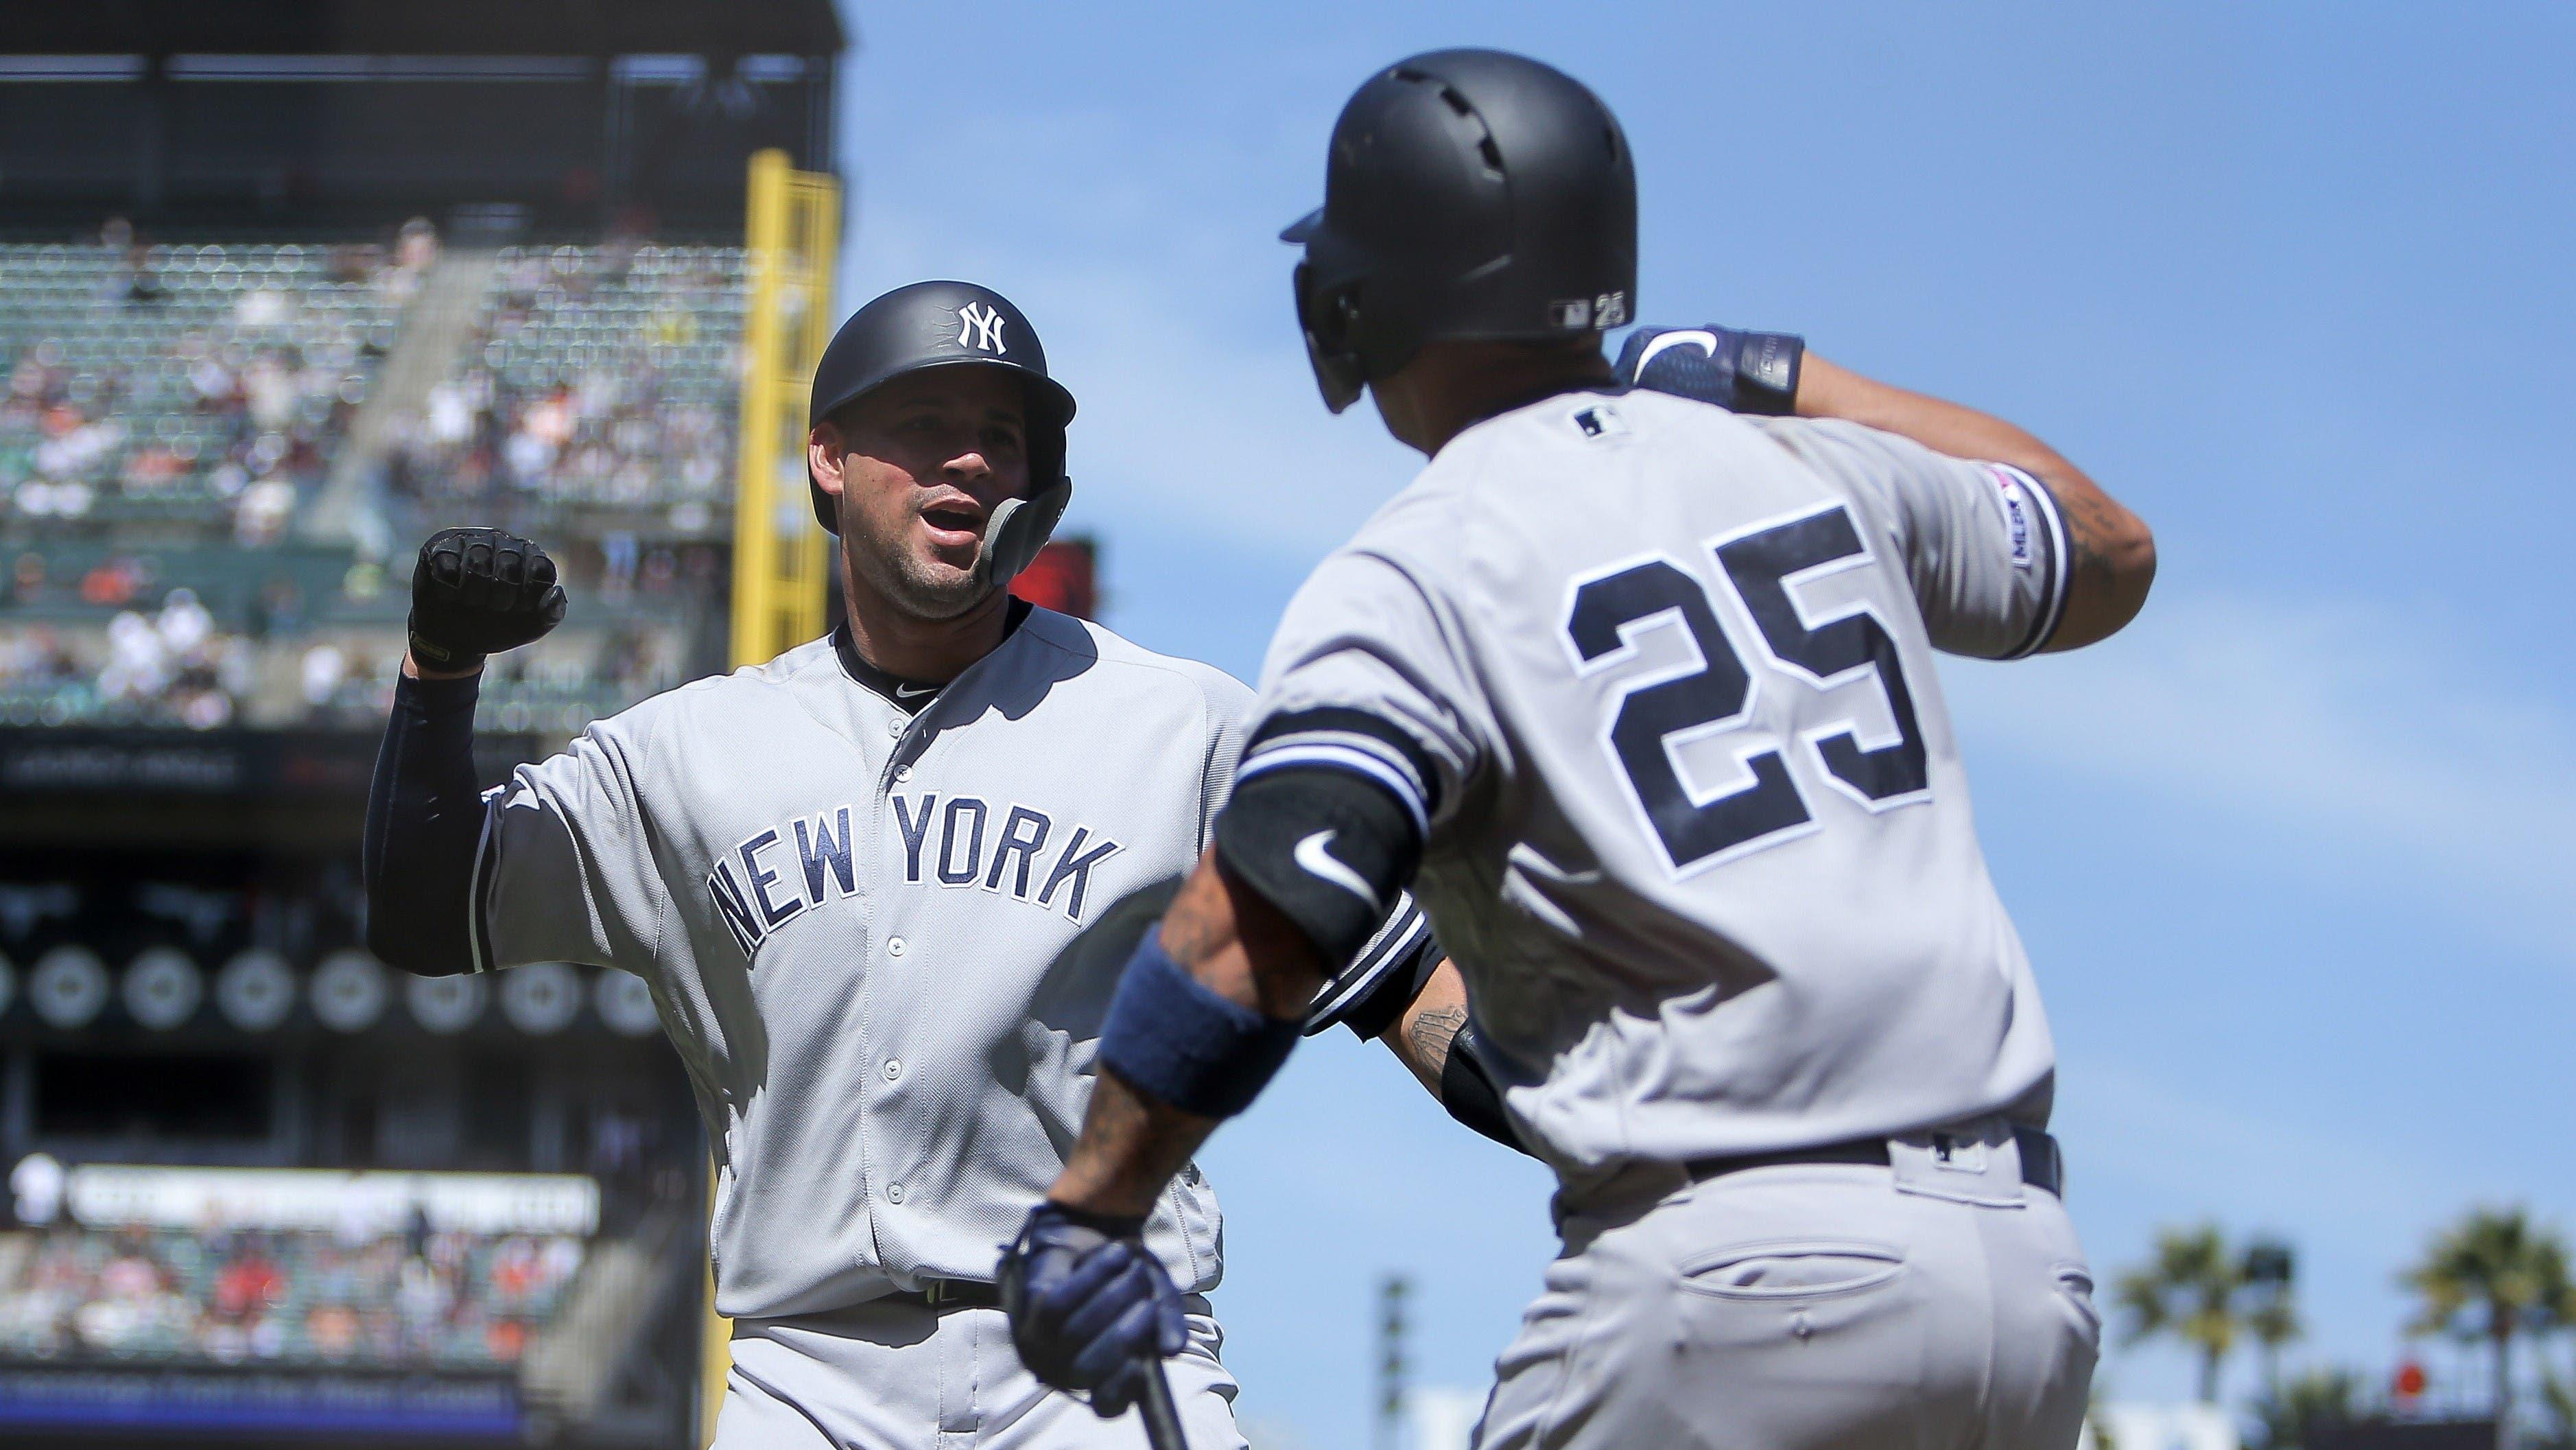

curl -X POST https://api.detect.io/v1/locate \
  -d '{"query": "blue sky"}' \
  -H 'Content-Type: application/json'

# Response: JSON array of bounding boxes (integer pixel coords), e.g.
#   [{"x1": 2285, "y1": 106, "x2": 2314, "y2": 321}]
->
[{"x1": 829, "y1": 3, "x2": 2575, "y2": 1442}]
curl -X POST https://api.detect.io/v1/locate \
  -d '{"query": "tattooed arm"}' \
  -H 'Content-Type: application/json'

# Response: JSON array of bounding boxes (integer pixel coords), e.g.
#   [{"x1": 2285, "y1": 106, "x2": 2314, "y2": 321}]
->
[
  {"x1": 1793, "y1": 353, "x2": 2156, "y2": 650},
  {"x1": 1382, "y1": 958, "x2": 1471, "y2": 1093},
  {"x1": 1051, "y1": 852, "x2": 1321, "y2": 1218}
]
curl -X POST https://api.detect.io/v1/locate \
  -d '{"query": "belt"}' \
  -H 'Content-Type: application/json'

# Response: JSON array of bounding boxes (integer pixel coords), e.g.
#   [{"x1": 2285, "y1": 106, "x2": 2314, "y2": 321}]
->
[
  {"x1": 1686, "y1": 1123, "x2": 2064, "y2": 1198},
  {"x1": 901, "y1": 1278, "x2": 1002, "y2": 1311}
]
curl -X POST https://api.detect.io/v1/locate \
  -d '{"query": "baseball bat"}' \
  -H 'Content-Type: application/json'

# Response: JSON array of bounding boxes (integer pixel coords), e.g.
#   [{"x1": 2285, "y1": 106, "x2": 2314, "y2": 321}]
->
[{"x1": 1137, "y1": 1356, "x2": 1187, "y2": 1450}]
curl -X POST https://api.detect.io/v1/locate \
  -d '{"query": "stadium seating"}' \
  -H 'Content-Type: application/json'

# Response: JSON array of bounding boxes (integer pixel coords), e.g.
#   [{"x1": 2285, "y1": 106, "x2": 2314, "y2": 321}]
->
[
  {"x1": 0, "y1": 231, "x2": 725, "y2": 734},
  {"x1": 0, "y1": 1223, "x2": 584, "y2": 1370},
  {"x1": 386, "y1": 243, "x2": 748, "y2": 524},
  {"x1": 0, "y1": 241, "x2": 407, "y2": 537}
]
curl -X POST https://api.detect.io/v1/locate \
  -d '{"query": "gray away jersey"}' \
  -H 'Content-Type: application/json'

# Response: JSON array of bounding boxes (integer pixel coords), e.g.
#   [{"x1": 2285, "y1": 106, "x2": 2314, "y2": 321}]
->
[
  {"x1": 470, "y1": 608, "x2": 1424, "y2": 1321},
  {"x1": 1244, "y1": 388, "x2": 2074, "y2": 1185}
]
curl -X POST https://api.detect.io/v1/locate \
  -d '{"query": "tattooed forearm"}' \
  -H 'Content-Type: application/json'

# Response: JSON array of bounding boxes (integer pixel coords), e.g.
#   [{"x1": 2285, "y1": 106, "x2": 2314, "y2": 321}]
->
[
  {"x1": 1055, "y1": 1066, "x2": 1217, "y2": 1219},
  {"x1": 2041, "y1": 476, "x2": 2155, "y2": 651},
  {"x1": 1406, "y1": 1003, "x2": 1469, "y2": 1077},
  {"x1": 1380, "y1": 959, "x2": 1472, "y2": 1095}
]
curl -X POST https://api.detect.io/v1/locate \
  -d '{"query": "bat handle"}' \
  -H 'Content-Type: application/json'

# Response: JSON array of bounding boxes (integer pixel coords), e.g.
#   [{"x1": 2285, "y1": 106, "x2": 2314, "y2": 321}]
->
[{"x1": 1137, "y1": 1355, "x2": 1188, "y2": 1450}]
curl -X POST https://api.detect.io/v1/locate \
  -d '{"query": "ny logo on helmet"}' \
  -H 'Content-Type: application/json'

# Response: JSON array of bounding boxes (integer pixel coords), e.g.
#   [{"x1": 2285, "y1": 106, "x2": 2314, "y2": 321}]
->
[{"x1": 957, "y1": 301, "x2": 1010, "y2": 353}]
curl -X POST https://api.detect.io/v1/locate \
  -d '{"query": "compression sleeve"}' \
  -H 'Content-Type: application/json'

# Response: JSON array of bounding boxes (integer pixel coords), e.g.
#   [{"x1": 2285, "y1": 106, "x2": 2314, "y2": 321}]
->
[
  {"x1": 363, "y1": 673, "x2": 488, "y2": 976},
  {"x1": 1441, "y1": 1024, "x2": 1537, "y2": 1158}
]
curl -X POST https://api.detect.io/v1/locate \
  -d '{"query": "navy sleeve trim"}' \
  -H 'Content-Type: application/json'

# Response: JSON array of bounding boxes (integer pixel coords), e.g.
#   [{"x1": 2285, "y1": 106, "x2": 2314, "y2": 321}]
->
[
  {"x1": 467, "y1": 785, "x2": 503, "y2": 974},
  {"x1": 1242, "y1": 707, "x2": 1440, "y2": 837},
  {"x1": 1302, "y1": 891, "x2": 1437, "y2": 1039}
]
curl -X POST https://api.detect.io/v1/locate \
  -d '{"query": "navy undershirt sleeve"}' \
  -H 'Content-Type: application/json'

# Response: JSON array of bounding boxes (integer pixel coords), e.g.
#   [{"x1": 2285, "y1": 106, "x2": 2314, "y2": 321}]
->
[{"x1": 363, "y1": 673, "x2": 487, "y2": 976}]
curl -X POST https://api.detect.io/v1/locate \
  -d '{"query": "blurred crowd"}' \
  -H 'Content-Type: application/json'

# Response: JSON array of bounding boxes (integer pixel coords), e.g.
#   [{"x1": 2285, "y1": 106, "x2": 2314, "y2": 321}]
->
[
  {"x1": 0, "y1": 587, "x2": 679, "y2": 732},
  {"x1": 0, "y1": 218, "x2": 427, "y2": 539},
  {"x1": 0, "y1": 224, "x2": 735, "y2": 734},
  {"x1": 386, "y1": 242, "x2": 744, "y2": 521},
  {"x1": 0, "y1": 1220, "x2": 582, "y2": 1370},
  {"x1": 0, "y1": 588, "x2": 251, "y2": 729}
]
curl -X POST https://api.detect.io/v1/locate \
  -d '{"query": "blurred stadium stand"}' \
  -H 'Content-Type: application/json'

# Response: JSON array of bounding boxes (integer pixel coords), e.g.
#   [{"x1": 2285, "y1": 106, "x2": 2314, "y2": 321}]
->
[{"x1": 0, "y1": 3, "x2": 883, "y2": 1446}]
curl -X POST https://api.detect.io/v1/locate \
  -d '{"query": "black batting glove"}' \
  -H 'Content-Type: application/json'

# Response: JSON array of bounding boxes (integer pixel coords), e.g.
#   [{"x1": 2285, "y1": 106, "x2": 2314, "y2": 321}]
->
[
  {"x1": 408, "y1": 526, "x2": 567, "y2": 673},
  {"x1": 1616, "y1": 325, "x2": 1805, "y2": 415},
  {"x1": 998, "y1": 1201, "x2": 1186, "y2": 1418}
]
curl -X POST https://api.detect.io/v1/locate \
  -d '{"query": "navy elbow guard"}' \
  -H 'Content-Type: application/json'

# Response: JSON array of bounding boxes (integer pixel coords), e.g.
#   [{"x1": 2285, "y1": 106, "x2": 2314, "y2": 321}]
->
[
  {"x1": 1213, "y1": 761, "x2": 1423, "y2": 970},
  {"x1": 1096, "y1": 933, "x2": 1301, "y2": 1120}
]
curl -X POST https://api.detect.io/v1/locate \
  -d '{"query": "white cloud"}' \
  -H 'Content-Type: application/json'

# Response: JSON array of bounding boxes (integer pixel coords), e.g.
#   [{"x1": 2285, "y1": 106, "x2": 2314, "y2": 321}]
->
[{"x1": 1944, "y1": 593, "x2": 2576, "y2": 959}]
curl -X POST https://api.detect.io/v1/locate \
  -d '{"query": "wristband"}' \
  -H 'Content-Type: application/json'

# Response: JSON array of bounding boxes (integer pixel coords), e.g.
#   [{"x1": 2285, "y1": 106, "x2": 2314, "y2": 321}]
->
[
  {"x1": 1729, "y1": 331, "x2": 1804, "y2": 415},
  {"x1": 407, "y1": 627, "x2": 486, "y2": 675},
  {"x1": 1097, "y1": 933, "x2": 1301, "y2": 1120}
]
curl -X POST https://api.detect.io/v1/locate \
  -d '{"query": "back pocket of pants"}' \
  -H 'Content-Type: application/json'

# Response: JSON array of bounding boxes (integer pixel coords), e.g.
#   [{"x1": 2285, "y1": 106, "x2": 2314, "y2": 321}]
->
[{"x1": 1679, "y1": 1241, "x2": 1905, "y2": 1300}]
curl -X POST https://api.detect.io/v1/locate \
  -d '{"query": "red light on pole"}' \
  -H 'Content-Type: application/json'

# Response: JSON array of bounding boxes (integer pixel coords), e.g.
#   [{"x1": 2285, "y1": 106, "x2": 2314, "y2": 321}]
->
[{"x1": 2393, "y1": 1357, "x2": 2428, "y2": 1405}]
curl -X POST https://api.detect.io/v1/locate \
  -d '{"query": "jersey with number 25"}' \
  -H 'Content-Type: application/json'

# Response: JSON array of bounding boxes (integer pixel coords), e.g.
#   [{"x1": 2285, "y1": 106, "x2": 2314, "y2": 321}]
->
[{"x1": 1244, "y1": 385, "x2": 2075, "y2": 1184}]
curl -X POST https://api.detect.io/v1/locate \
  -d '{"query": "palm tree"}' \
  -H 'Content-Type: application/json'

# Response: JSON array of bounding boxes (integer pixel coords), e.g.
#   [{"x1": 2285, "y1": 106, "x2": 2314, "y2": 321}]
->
[
  {"x1": 2402, "y1": 1206, "x2": 2576, "y2": 1436},
  {"x1": 2248, "y1": 1366, "x2": 2367, "y2": 1450},
  {"x1": 2245, "y1": 1238, "x2": 2302, "y2": 1397},
  {"x1": 2117, "y1": 1224, "x2": 2253, "y2": 1403},
  {"x1": 2532, "y1": 1366, "x2": 2576, "y2": 1450}
]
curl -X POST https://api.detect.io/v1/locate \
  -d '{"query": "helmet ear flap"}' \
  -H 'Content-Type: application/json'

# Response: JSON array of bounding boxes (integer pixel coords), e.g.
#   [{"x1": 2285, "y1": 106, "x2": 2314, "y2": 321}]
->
[
  {"x1": 1294, "y1": 264, "x2": 1367, "y2": 414},
  {"x1": 976, "y1": 477, "x2": 1072, "y2": 591}
]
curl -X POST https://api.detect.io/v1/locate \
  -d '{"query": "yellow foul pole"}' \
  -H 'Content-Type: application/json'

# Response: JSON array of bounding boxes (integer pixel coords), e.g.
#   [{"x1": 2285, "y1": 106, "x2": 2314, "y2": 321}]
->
[
  {"x1": 729, "y1": 148, "x2": 840, "y2": 670},
  {"x1": 709, "y1": 148, "x2": 841, "y2": 1446}
]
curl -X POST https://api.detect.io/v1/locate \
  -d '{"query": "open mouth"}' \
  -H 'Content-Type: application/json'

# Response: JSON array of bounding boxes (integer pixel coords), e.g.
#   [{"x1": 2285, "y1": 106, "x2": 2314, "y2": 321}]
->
[{"x1": 920, "y1": 498, "x2": 986, "y2": 548}]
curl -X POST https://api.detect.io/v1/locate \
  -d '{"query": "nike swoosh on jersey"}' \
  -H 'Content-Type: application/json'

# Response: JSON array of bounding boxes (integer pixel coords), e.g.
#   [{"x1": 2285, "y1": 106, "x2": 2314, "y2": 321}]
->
[
  {"x1": 894, "y1": 683, "x2": 937, "y2": 698},
  {"x1": 1294, "y1": 830, "x2": 1381, "y2": 911}
]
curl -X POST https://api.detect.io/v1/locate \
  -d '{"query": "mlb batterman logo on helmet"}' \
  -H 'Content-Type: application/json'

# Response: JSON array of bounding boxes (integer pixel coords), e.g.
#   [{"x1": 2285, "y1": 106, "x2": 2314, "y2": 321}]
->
[{"x1": 804, "y1": 280, "x2": 1075, "y2": 587}]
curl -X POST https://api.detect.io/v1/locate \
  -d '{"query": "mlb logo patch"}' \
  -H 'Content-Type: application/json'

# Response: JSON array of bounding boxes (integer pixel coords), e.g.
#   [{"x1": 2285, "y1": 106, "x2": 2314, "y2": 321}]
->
[
  {"x1": 1572, "y1": 402, "x2": 1627, "y2": 440},
  {"x1": 1989, "y1": 465, "x2": 2035, "y2": 570}
]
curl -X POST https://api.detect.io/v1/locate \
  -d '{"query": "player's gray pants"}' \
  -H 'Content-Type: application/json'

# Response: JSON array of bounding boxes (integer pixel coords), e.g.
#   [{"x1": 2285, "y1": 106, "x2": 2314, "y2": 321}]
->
[
  {"x1": 713, "y1": 1294, "x2": 1247, "y2": 1450},
  {"x1": 1477, "y1": 1118, "x2": 2099, "y2": 1450}
]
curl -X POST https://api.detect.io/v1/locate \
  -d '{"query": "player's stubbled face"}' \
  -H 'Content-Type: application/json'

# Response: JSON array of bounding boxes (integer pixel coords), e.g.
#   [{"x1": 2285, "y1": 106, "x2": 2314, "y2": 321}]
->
[{"x1": 829, "y1": 368, "x2": 1030, "y2": 620}]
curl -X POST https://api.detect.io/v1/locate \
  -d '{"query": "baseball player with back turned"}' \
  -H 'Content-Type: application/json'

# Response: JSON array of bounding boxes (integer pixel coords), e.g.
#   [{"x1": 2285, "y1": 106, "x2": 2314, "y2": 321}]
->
[
  {"x1": 360, "y1": 281, "x2": 1479, "y2": 1449},
  {"x1": 1000, "y1": 49, "x2": 2158, "y2": 1450}
]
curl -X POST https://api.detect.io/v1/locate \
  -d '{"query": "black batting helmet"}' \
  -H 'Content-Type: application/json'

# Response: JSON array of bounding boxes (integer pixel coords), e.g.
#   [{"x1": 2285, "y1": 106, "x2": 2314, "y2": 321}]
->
[
  {"x1": 807, "y1": 280, "x2": 1076, "y2": 585},
  {"x1": 1282, "y1": 49, "x2": 1636, "y2": 412}
]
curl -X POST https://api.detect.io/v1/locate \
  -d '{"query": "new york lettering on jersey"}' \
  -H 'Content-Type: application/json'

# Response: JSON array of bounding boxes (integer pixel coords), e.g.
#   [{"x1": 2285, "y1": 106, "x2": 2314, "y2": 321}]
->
[
  {"x1": 475, "y1": 614, "x2": 1253, "y2": 1320},
  {"x1": 708, "y1": 796, "x2": 1122, "y2": 958}
]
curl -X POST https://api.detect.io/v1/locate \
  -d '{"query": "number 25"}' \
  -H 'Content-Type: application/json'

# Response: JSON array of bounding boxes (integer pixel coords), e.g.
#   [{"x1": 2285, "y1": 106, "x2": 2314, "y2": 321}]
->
[{"x1": 1563, "y1": 504, "x2": 1928, "y2": 874}]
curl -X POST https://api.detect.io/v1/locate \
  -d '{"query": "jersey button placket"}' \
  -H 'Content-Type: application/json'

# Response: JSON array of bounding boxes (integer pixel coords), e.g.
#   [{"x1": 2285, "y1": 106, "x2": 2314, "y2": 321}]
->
[{"x1": 887, "y1": 936, "x2": 906, "y2": 958}]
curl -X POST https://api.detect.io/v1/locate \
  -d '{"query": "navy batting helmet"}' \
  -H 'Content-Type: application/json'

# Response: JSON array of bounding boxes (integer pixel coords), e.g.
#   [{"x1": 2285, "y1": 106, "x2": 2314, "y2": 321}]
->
[
  {"x1": 807, "y1": 280, "x2": 1076, "y2": 587},
  {"x1": 1282, "y1": 50, "x2": 1635, "y2": 412}
]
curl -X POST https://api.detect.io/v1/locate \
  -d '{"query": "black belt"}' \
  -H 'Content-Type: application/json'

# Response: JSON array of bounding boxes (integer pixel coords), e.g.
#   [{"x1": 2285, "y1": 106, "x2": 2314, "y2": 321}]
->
[
  {"x1": 1687, "y1": 1124, "x2": 2064, "y2": 1198},
  {"x1": 900, "y1": 1278, "x2": 1002, "y2": 1311}
]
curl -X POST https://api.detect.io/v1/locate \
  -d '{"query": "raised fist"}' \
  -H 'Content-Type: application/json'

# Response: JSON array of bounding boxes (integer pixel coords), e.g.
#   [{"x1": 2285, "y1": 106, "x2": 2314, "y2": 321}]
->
[{"x1": 407, "y1": 527, "x2": 567, "y2": 673}]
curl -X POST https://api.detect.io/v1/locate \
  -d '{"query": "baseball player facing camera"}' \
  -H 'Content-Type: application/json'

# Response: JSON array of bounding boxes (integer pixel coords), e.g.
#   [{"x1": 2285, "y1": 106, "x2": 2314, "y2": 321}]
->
[
  {"x1": 364, "y1": 280, "x2": 1491, "y2": 1449},
  {"x1": 1004, "y1": 49, "x2": 2157, "y2": 1450}
]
